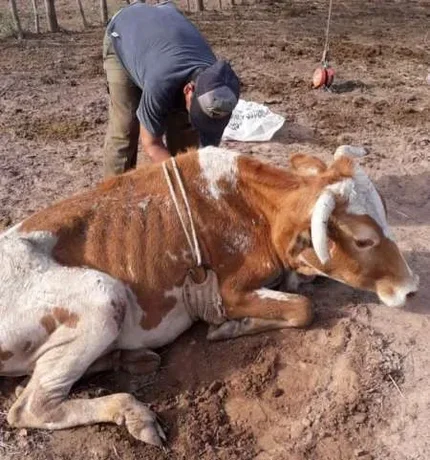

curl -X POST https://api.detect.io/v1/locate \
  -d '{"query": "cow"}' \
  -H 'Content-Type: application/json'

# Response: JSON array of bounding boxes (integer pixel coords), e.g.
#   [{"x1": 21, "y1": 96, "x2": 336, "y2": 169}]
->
[{"x1": 0, "y1": 145, "x2": 419, "y2": 447}]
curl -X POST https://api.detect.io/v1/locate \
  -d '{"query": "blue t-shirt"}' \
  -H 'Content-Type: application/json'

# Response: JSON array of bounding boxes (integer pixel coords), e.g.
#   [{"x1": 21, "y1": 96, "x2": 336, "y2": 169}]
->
[{"x1": 107, "y1": 2, "x2": 216, "y2": 136}]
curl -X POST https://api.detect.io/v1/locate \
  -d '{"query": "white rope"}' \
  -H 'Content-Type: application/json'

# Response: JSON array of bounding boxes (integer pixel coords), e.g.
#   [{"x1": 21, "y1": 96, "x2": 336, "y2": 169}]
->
[
  {"x1": 162, "y1": 158, "x2": 202, "y2": 267},
  {"x1": 322, "y1": 0, "x2": 334, "y2": 62},
  {"x1": 162, "y1": 157, "x2": 226, "y2": 325}
]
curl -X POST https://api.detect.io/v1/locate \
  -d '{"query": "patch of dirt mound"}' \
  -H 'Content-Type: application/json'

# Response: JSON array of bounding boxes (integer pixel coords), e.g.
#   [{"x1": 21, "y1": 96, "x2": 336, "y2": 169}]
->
[{"x1": 223, "y1": 320, "x2": 402, "y2": 460}]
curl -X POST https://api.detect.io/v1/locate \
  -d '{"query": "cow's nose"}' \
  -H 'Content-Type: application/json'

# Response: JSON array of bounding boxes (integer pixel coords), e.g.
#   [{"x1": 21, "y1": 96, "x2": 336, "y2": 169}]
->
[{"x1": 405, "y1": 274, "x2": 419, "y2": 299}]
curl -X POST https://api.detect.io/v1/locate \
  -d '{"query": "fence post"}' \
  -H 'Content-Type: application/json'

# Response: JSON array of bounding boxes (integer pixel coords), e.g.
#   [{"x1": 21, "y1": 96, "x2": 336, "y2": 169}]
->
[
  {"x1": 31, "y1": 0, "x2": 40, "y2": 33},
  {"x1": 100, "y1": 0, "x2": 108, "y2": 25},
  {"x1": 44, "y1": 0, "x2": 59, "y2": 32},
  {"x1": 9, "y1": 0, "x2": 24, "y2": 39},
  {"x1": 76, "y1": 0, "x2": 89, "y2": 28}
]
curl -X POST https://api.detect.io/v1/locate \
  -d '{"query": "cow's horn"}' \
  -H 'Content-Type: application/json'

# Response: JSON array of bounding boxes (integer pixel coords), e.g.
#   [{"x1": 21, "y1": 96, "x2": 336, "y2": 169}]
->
[
  {"x1": 311, "y1": 190, "x2": 337, "y2": 265},
  {"x1": 334, "y1": 145, "x2": 388, "y2": 234}
]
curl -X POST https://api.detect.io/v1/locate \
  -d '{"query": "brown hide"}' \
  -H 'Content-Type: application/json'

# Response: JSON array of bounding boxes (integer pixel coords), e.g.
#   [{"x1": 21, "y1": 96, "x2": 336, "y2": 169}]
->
[{"x1": 20, "y1": 150, "x2": 357, "y2": 328}]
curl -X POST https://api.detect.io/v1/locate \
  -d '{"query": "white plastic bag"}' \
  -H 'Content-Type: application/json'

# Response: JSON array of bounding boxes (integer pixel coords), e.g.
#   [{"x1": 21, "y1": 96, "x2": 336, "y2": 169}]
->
[{"x1": 222, "y1": 99, "x2": 285, "y2": 142}]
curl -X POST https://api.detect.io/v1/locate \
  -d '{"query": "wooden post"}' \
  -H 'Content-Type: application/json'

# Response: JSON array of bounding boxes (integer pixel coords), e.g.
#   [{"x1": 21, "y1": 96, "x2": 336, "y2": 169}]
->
[
  {"x1": 195, "y1": 0, "x2": 204, "y2": 11},
  {"x1": 44, "y1": 0, "x2": 59, "y2": 32},
  {"x1": 9, "y1": 0, "x2": 24, "y2": 39},
  {"x1": 100, "y1": 0, "x2": 108, "y2": 25},
  {"x1": 76, "y1": 0, "x2": 89, "y2": 28},
  {"x1": 31, "y1": 0, "x2": 40, "y2": 34}
]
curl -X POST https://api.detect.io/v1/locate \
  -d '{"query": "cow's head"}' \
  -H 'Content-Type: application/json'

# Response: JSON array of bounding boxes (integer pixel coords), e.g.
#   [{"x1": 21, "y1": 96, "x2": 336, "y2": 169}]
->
[{"x1": 285, "y1": 146, "x2": 419, "y2": 308}]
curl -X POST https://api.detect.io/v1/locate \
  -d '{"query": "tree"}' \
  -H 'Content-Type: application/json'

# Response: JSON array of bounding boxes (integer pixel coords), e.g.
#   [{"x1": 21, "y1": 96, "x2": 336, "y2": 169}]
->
[
  {"x1": 76, "y1": 0, "x2": 89, "y2": 28},
  {"x1": 195, "y1": 0, "x2": 204, "y2": 12},
  {"x1": 100, "y1": 0, "x2": 108, "y2": 25},
  {"x1": 44, "y1": 0, "x2": 59, "y2": 32},
  {"x1": 31, "y1": 0, "x2": 40, "y2": 34},
  {"x1": 9, "y1": 0, "x2": 24, "y2": 39}
]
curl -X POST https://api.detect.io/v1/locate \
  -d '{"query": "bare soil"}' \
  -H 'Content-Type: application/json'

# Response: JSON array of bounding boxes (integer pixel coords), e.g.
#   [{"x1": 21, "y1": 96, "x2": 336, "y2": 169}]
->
[{"x1": 0, "y1": 1, "x2": 429, "y2": 459}]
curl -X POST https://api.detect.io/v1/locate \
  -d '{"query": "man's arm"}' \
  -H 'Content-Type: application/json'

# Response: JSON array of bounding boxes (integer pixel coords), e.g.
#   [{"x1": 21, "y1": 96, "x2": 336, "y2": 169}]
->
[{"x1": 140, "y1": 124, "x2": 171, "y2": 163}]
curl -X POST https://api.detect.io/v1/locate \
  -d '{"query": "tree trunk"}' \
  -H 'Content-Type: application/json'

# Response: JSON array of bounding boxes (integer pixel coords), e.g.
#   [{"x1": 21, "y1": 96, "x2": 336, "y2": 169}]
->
[
  {"x1": 186, "y1": 0, "x2": 191, "y2": 11},
  {"x1": 31, "y1": 0, "x2": 40, "y2": 33},
  {"x1": 9, "y1": 0, "x2": 24, "y2": 39},
  {"x1": 195, "y1": 0, "x2": 204, "y2": 12},
  {"x1": 76, "y1": 0, "x2": 88, "y2": 28},
  {"x1": 218, "y1": 0, "x2": 222, "y2": 9},
  {"x1": 100, "y1": 0, "x2": 108, "y2": 25},
  {"x1": 44, "y1": 0, "x2": 59, "y2": 32}
]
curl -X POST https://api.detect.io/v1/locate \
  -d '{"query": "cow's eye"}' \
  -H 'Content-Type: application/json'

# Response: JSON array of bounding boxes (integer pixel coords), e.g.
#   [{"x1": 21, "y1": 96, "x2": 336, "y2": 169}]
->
[{"x1": 354, "y1": 238, "x2": 375, "y2": 249}]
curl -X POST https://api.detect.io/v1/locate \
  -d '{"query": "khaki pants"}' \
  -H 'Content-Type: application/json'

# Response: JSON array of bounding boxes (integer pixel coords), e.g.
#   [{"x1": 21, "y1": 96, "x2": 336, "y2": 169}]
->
[{"x1": 102, "y1": 30, "x2": 199, "y2": 178}]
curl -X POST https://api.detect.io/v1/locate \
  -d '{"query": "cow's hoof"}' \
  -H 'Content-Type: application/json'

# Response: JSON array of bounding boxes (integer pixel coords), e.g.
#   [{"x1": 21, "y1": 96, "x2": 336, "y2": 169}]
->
[{"x1": 124, "y1": 404, "x2": 166, "y2": 446}]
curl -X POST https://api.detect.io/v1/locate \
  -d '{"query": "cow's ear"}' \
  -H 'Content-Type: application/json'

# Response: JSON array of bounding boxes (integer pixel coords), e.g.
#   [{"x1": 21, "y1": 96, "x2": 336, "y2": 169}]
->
[
  {"x1": 289, "y1": 154, "x2": 327, "y2": 176},
  {"x1": 288, "y1": 229, "x2": 312, "y2": 257}
]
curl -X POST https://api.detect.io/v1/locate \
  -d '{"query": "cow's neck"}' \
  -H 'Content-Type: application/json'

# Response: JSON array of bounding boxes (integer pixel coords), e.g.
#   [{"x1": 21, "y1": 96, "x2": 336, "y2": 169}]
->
[
  {"x1": 237, "y1": 156, "x2": 313, "y2": 223},
  {"x1": 235, "y1": 156, "x2": 323, "y2": 269}
]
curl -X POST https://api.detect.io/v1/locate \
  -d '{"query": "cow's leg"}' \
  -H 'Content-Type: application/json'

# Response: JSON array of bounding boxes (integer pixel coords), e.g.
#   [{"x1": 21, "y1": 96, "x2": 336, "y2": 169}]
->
[
  {"x1": 18, "y1": 349, "x2": 161, "y2": 397},
  {"x1": 86, "y1": 348, "x2": 161, "y2": 376},
  {"x1": 7, "y1": 307, "x2": 165, "y2": 446},
  {"x1": 207, "y1": 317, "x2": 293, "y2": 341},
  {"x1": 119, "y1": 349, "x2": 161, "y2": 375},
  {"x1": 208, "y1": 288, "x2": 313, "y2": 341}
]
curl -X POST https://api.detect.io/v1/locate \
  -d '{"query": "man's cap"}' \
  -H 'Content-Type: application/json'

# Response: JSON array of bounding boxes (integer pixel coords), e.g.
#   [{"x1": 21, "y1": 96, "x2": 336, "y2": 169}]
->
[{"x1": 190, "y1": 60, "x2": 240, "y2": 147}]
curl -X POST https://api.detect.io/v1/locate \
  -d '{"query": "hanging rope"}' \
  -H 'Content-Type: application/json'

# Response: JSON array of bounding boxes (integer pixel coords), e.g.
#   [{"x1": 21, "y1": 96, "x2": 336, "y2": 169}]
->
[{"x1": 322, "y1": 0, "x2": 334, "y2": 64}]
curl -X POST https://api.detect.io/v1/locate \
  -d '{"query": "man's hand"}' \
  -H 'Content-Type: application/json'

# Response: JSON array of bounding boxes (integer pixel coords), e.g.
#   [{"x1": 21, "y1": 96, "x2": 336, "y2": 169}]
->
[{"x1": 140, "y1": 125, "x2": 171, "y2": 163}]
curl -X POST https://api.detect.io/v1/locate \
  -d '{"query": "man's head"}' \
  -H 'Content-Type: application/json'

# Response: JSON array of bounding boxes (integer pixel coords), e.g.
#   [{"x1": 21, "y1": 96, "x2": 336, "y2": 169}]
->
[{"x1": 183, "y1": 60, "x2": 240, "y2": 147}]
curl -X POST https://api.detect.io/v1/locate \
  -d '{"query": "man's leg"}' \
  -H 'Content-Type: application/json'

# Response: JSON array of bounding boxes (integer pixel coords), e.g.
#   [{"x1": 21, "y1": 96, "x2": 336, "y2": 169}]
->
[
  {"x1": 103, "y1": 31, "x2": 141, "y2": 177},
  {"x1": 165, "y1": 110, "x2": 200, "y2": 156}
]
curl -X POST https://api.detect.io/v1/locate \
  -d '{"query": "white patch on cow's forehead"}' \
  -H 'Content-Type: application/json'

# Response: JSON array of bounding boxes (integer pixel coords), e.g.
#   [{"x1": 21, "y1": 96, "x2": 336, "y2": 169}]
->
[
  {"x1": 325, "y1": 174, "x2": 393, "y2": 240},
  {"x1": 198, "y1": 146, "x2": 240, "y2": 199}
]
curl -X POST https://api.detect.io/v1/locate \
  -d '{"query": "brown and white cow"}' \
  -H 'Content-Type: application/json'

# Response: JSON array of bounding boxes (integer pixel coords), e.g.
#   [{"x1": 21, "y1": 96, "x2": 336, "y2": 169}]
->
[{"x1": 0, "y1": 145, "x2": 418, "y2": 446}]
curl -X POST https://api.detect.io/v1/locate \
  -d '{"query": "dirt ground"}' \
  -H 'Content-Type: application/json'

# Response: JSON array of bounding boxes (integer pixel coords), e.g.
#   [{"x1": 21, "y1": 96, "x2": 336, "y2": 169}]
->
[{"x1": 0, "y1": 0, "x2": 429, "y2": 459}]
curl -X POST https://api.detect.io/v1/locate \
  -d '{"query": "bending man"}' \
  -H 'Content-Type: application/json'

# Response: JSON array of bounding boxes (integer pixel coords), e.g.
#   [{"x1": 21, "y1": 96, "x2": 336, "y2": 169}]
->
[{"x1": 103, "y1": 1, "x2": 240, "y2": 177}]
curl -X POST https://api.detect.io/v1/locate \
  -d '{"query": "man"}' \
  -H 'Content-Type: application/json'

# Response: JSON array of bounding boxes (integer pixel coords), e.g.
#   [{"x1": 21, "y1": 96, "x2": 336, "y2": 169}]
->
[{"x1": 102, "y1": 1, "x2": 240, "y2": 177}]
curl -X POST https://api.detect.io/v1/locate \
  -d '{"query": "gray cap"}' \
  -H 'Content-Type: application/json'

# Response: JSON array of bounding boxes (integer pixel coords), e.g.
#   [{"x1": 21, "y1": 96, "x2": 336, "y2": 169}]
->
[{"x1": 190, "y1": 60, "x2": 240, "y2": 147}]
